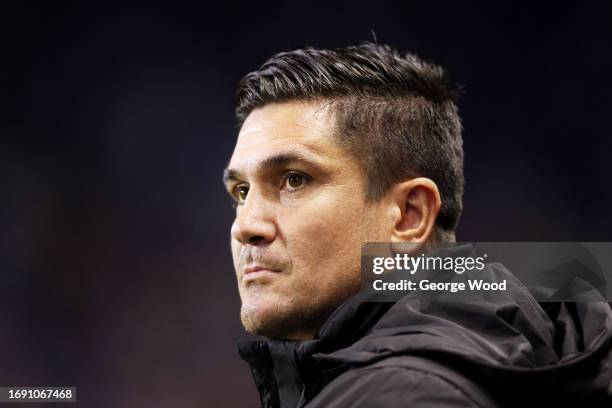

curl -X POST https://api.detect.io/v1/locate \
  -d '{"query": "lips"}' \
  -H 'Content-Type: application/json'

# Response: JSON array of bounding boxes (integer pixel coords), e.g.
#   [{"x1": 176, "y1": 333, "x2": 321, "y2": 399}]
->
[
  {"x1": 241, "y1": 264, "x2": 281, "y2": 284},
  {"x1": 243, "y1": 264, "x2": 279, "y2": 274}
]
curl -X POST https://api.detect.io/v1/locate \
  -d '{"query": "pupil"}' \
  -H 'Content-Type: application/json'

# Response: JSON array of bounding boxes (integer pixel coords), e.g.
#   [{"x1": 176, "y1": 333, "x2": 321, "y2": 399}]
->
[{"x1": 289, "y1": 174, "x2": 301, "y2": 187}]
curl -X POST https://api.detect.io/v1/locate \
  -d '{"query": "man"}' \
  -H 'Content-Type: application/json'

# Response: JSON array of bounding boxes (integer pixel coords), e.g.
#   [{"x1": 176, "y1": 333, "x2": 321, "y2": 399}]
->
[{"x1": 223, "y1": 43, "x2": 612, "y2": 407}]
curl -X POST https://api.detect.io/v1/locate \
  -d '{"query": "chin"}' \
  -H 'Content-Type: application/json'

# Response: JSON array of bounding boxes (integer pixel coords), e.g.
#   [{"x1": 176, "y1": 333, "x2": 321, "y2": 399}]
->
[
  {"x1": 239, "y1": 295, "x2": 319, "y2": 339},
  {"x1": 240, "y1": 290, "x2": 350, "y2": 340},
  {"x1": 240, "y1": 295, "x2": 286, "y2": 335}
]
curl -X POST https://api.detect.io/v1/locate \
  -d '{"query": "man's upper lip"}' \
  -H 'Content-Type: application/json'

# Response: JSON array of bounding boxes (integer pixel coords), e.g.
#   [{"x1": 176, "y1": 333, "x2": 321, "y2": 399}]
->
[{"x1": 244, "y1": 264, "x2": 278, "y2": 274}]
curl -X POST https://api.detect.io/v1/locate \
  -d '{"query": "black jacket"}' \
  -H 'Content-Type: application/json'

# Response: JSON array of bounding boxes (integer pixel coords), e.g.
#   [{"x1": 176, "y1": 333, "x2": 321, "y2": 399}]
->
[{"x1": 238, "y1": 260, "x2": 612, "y2": 407}]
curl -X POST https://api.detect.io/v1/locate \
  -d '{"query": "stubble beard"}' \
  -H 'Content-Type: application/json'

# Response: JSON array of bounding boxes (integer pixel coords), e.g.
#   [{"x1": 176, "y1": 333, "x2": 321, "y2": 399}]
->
[{"x1": 239, "y1": 275, "x2": 361, "y2": 340}]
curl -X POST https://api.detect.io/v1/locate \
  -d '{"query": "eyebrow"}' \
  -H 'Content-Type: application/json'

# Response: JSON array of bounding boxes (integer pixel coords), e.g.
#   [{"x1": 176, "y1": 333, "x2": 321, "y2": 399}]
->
[{"x1": 222, "y1": 152, "x2": 324, "y2": 186}]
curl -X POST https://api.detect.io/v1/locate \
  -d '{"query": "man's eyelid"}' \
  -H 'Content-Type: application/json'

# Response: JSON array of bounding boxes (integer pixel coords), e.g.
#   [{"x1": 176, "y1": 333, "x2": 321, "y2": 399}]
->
[
  {"x1": 282, "y1": 169, "x2": 311, "y2": 179},
  {"x1": 282, "y1": 170, "x2": 312, "y2": 182},
  {"x1": 224, "y1": 174, "x2": 244, "y2": 193}
]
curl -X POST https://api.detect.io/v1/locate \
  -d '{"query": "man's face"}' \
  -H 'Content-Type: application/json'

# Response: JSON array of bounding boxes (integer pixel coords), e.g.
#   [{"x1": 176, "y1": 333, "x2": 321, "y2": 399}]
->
[{"x1": 224, "y1": 101, "x2": 387, "y2": 340}]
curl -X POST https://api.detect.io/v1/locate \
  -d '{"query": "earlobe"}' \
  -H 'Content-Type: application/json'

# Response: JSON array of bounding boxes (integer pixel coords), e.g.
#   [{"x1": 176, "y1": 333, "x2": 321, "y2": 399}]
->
[{"x1": 389, "y1": 178, "x2": 441, "y2": 243}]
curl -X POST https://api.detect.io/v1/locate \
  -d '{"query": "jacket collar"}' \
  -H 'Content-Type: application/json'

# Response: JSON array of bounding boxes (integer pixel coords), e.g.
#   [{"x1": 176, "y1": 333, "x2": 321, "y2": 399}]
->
[{"x1": 237, "y1": 287, "x2": 393, "y2": 407}]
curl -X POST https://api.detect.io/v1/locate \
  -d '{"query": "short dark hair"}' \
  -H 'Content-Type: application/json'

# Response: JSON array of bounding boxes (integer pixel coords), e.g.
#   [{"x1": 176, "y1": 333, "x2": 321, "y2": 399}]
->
[{"x1": 236, "y1": 43, "x2": 464, "y2": 240}]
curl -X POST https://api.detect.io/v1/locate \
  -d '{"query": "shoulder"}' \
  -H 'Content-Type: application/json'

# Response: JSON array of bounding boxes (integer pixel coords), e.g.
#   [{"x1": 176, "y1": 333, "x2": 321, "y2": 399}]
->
[{"x1": 307, "y1": 356, "x2": 500, "y2": 408}]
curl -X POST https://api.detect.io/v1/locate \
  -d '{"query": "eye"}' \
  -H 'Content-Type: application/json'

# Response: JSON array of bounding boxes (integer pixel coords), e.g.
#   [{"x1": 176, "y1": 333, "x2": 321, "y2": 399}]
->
[
  {"x1": 233, "y1": 184, "x2": 249, "y2": 204},
  {"x1": 283, "y1": 172, "x2": 308, "y2": 191}
]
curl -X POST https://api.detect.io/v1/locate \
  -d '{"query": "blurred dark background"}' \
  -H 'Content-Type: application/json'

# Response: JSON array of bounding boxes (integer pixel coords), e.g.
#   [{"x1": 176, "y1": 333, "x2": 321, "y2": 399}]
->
[{"x1": 1, "y1": 1, "x2": 611, "y2": 407}]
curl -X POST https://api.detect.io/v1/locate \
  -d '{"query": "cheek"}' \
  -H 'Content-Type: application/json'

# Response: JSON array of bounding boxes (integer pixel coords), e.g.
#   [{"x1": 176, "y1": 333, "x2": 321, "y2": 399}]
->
[{"x1": 282, "y1": 197, "x2": 368, "y2": 278}]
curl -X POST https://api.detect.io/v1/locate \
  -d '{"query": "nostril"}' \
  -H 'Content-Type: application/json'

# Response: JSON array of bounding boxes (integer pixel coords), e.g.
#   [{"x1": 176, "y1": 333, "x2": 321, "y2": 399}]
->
[{"x1": 248, "y1": 236, "x2": 265, "y2": 245}]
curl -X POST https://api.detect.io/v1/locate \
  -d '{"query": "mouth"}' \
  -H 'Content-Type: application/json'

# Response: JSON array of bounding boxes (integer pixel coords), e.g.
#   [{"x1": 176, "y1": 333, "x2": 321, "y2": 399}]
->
[{"x1": 242, "y1": 265, "x2": 280, "y2": 283}]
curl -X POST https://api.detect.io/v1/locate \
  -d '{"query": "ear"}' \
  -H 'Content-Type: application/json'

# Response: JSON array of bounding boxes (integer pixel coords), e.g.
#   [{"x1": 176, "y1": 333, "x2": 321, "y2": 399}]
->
[{"x1": 388, "y1": 177, "x2": 441, "y2": 243}]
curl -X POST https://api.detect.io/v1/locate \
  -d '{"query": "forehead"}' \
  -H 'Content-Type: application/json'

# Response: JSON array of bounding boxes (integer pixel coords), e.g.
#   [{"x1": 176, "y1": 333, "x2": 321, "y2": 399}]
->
[{"x1": 229, "y1": 101, "x2": 349, "y2": 168}]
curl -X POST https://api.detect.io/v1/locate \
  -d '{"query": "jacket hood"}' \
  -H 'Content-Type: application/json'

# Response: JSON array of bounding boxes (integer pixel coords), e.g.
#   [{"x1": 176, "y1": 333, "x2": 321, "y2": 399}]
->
[{"x1": 313, "y1": 261, "x2": 612, "y2": 399}]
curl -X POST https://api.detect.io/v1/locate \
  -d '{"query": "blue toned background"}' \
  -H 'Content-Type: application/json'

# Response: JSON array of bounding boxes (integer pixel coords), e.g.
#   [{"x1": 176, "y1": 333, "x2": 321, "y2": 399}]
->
[{"x1": 2, "y1": 1, "x2": 611, "y2": 406}]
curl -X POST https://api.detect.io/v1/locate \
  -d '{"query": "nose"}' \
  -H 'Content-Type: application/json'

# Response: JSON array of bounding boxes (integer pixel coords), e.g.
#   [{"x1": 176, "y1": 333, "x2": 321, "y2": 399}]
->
[{"x1": 230, "y1": 189, "x2": 277, "y2": 246}]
